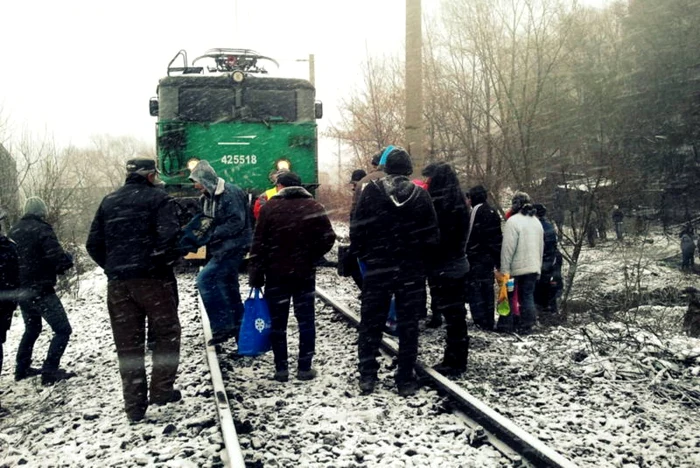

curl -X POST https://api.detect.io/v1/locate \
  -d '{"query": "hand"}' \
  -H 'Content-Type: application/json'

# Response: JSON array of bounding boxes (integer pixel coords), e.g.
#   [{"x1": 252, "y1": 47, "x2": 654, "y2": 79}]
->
[{"x1": 249, "y1": 273, "x2": 265, "y2": 289}]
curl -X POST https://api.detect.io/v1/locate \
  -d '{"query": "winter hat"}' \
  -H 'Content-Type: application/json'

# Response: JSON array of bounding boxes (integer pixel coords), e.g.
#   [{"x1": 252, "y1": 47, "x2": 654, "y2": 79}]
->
[
  {"x1": 24, "y1": 197, "x2": 48, "y2": 218},
  {"x1": 421, "y1": 162, "x2": 440, "y2": 179},
  {"x1": 511, "y1": 191, "x2": 535, "y2": 216},
  {"x1": 350, "y1": 169, "x2": 367, "y2": 184},
  {"x1": 383, "y1": 147, "x2": 413, "y2": 176},
  {"x1": 371, "y1": 153, "x2": 382, "y2": 167},
  {"x1": 468, "y1": 185, "x2": 488, "y2": 205},
  {"x1": 533, "y1": 203, "x2": 547, "y2": 218},
  {"x1": 189, "y1": 160, "x2": 220, "y2": 195},
  {"x1": 276, "y1": 171, "x2": 302, "y2": 187},
  {"x1": 126, "y1": 158, "x2": 158, "y2": 176}
]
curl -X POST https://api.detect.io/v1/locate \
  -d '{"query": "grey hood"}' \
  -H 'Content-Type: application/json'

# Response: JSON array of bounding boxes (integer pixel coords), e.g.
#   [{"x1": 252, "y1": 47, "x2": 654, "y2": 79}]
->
[
  {"x1": 189, "y1": 161, "x2": 221, "y2": 196},
  {"x1": 376, "y1": 175, "x2": 421, "y2": 207}
]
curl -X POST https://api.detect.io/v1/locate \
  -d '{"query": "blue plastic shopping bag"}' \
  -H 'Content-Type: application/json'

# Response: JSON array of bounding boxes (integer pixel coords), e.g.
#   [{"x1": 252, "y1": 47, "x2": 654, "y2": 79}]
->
[{"x1": 238, "y1": 288, "x2": 272, "y2": 356}]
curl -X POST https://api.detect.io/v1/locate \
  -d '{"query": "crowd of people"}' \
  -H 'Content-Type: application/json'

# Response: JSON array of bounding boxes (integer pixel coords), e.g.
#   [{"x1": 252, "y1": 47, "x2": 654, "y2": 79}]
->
[{"x1": 0, "y1": 148, "x2": 568, "y2": 420}]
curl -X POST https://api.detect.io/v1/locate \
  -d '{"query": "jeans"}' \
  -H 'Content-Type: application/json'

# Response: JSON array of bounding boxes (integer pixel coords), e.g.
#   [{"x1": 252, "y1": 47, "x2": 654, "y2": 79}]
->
[
  {"x1": 108, "y1": 278, "x2": 181, "y2": 419},
  {"x1": 16, "y1": 289, "x2": 72, "y2": 374},
  {"x1": 358, "y1": 267, "x2": 423, "y2": 385},
  {"x1": 467, "y1": 262, "x2": 496, "y2": 330},
  {"x1": 197, "y1": 249, "x2": 246, "y2": 338},
  {"x1": 265, "y1": 275, "x2": 316, "y2": 372},
  {"x1": 515, "y1": 273, "x2": 538, "y2": 329}
]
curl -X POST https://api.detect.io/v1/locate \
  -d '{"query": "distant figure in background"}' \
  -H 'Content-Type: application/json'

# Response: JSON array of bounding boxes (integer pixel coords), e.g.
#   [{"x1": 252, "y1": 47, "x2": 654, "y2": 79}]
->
[
  {"x1": 248, "y1": 172, "x2": 336, "y2": 382},
  {"x1": 253, "y1": 169, "x2": 289, "y2": 220},
  {"x1": 680, "y1": 226, "x2": 696, "y2": 272},
  {"x1": 586, "y1": 210, "x2": 598, "y2": 248},
  {"x1": 0, "y1": 210, "x2": 18, "y2": 380},
  {"x1": 189, "y1": 160, "x2": 253, "y2": 346},
  {"x1": 612, "y1": 205, "x2": 624, "y2": 240},
  {"x1": 87, "y1": 158, "x2": 182, "y2": 422},
  {"x1": 465, "y1": 185, "x2": 502, "y2": 332},
  {"x1": 346, "y1": 169, "x2": 367, "y2": 289},
  {"x1": 10, "y1": 197, "x2": 75, "y2": 385},
  {"x1": 351, "y1": 152, "x2": 386, "y2": 217}
]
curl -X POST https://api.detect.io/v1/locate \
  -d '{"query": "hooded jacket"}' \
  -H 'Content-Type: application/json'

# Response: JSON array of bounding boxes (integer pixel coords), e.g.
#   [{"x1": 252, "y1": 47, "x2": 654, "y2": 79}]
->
[
  {"x1": 10, "y1": 214, "x2": 73, "y2": 291},
  {"x1": 189, "y1": 161, "x2": 252, "y2": 257},
  {"x1": 351, "y1": 174, "x2": 439, "y2": 272},
  {"x1": 86, "y1": 173, "x2": 180, "y2": 281},
  {"x1": 249, "y1": 186, "x2": 336, "y2": 283}
]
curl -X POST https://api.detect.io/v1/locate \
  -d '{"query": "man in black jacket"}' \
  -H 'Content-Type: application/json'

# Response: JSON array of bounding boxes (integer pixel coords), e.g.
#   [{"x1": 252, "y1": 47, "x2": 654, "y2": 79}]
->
[
  {"x1": 10, "y1": 197, "x2": 74, "y2": 385},
  {"x1": 533, "y1": 204, "x2": 562, "y2": 322},
  {"x1": 351, "y1": 147, "x2": 439, "y2": 397},
  {"x1": 86, "y1": 158, "x2": 181, "y2": 423},
  {"x1": 465, "y1": 185, "x2": 503, "y2": 331}
]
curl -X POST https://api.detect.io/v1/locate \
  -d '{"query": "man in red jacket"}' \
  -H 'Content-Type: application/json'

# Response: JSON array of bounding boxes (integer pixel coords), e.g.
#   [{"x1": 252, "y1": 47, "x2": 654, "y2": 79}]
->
[{"x1": 248, "y1": 172, "x2": 336, "y2": 382}]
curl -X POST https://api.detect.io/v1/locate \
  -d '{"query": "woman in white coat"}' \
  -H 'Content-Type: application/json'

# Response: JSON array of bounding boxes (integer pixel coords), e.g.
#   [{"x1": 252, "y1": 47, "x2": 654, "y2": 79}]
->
[{"x1": 500, "y1": 192, "x2": 544, "y2": 334}]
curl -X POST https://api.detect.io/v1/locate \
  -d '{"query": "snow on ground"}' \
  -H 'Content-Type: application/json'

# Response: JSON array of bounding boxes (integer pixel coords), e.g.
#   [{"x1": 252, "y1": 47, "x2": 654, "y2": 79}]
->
[
  {"x1": 0, "y1": 222, "x2": 698, "y2": 467},
  {"x1": 0, "y1": 270, "x2": 223, "y2": 467},
  {"x1": 330, "y1": 222, "x2": 700, "y2": 467}
]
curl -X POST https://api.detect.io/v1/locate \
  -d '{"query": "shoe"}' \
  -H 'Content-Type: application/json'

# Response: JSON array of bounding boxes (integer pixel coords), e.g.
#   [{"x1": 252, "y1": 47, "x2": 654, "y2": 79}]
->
[
  {"x1": 296, "y1": 368, "x2": 317, "y2": 381},
  {"x1": 42, "y1": 369, "x2": 77, "y2": 386},
  {"x1": 433, "y1": 362, "x2": 466, "y2": 377},
  {"x1": 426, "y1": 315, "x2": 443, "y2": 328},
  {"x1": 397, "y1": 380, "x2": 418, "y2": 397},
  {"x1": 15, "y1": 367, "x2": 42, "y2": 381},
  {"x1": 150, "y1": 389, "x2": 182, "y2": 406},
  {"x1": 273, "y1": 369, "x2": 289, "y2": 382},
  {"x1": 207, "y1": 329, "x2": 235, "y2": 346},
  {"x1": 359, "y1": 377, "x2": 377, "y2": 395},
  {"x1": 126, "y1": 410, "x2": 146, "y2": 423}
]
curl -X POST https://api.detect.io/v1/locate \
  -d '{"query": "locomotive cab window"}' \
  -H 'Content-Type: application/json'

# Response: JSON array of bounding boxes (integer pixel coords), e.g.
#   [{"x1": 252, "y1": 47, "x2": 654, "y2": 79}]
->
[{"x1": 177, "y1": 87, "x2": 297, "y2": 123}]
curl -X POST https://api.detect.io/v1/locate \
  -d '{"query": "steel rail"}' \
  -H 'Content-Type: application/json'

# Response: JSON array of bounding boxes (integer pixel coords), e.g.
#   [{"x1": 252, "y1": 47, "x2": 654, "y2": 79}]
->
[
  {"x1": 315, "y1": 286, "x2": 578, "y2": 468},
  {"x1": 199, "y1": 294, "x2": 246, "y2": 468}
]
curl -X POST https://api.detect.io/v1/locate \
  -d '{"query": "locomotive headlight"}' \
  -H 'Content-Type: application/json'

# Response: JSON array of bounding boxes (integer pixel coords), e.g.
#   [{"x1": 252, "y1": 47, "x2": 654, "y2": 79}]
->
[
  {"x1": 276, "y1": 159, "x2": 291, "y2": 171},
  {"x1": 187, "y1": 158, "x2": 200, "y2": 171},
  {"x1": 232, "y1": 71, "x2": 245, "y2": 83}
]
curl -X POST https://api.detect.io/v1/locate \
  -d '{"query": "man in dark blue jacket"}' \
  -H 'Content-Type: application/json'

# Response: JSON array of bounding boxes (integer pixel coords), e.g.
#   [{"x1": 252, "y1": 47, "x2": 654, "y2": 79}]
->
[
  {"x1": 189, "y1": 160, "x2": 253, "y2": 346},
  {"x1": 10, "y1": 197, "x2": 74, "y2": 385},
  {"x1": 87, "y1": 158, "x2": 182, "y2": 422},
  {"x1": 533, "y1": 203, "x2": 562, "y2": 323}
]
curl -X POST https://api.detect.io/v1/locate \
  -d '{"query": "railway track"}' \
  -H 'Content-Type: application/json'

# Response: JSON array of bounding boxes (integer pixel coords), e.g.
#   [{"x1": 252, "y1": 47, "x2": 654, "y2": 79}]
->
[{"x1": 200, "y1": 280, "x2": 578, "y2": 467}]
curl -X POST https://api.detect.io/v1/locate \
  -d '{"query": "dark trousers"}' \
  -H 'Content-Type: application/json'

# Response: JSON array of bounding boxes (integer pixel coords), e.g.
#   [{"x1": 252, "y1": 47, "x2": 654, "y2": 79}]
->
[
  {"x1": 0, "y1": 302, "x2": 15, "y2": 374},
  {"x1": 107, "y1": 278, "x2": 181, "y2": 418},
  {"x1": 265, "y1": 276, "x2": 316, "y2": 372},
  {"x1": 358, "y1": 268, "x2": 423, "y2": 385},
  {"x1": 534, "y1": 272, "x2": 559, "y2": 318},
  {"x1": 515, "y1": 273, "x2": 538, "y2": 330},
  {"x1": 16, "y1": 289, "x2": 72, "y2": 374},
  {"x1": 467, "y1": 262, "x2": 496, "y2": 330},
  {"x1": 431, "y1": 274, "x2": 469, "y2": 368},
  {"x1": 197, "y1": 249, "x2": 246, "y2": 338}
]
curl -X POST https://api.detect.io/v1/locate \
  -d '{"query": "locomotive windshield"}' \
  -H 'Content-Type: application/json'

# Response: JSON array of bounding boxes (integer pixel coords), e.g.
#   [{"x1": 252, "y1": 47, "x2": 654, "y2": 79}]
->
[{"x1": 178, "y1": 87, "x2": 297, "y2": 123}]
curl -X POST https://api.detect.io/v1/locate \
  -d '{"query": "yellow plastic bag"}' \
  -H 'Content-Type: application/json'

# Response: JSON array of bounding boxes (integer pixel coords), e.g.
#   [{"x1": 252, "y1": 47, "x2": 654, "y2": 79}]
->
[{"x1": 496, "y1": 273, "x2": 511, "y2": 316}]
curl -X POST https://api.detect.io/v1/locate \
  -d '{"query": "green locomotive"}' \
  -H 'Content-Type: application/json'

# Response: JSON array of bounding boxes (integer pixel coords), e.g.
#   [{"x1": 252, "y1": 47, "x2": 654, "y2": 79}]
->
[{"x1": 149, "y1": 48, "x2": 322, "y2": 199}]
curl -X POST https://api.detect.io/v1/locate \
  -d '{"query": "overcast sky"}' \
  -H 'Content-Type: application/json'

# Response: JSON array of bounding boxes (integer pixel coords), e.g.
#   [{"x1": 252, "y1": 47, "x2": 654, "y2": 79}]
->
[{"x1": 0, "y1": 0, "x2": 607, "y2": 174}]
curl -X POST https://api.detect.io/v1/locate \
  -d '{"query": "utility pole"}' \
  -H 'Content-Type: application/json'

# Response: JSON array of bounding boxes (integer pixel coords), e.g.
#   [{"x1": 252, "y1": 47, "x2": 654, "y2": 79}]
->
[
  {"x1": 405, "y1": 0, "x2": 424, "y2": 171},
  {"x1": 296, "y1": 54, "x2": 315, "y2": 87}
]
